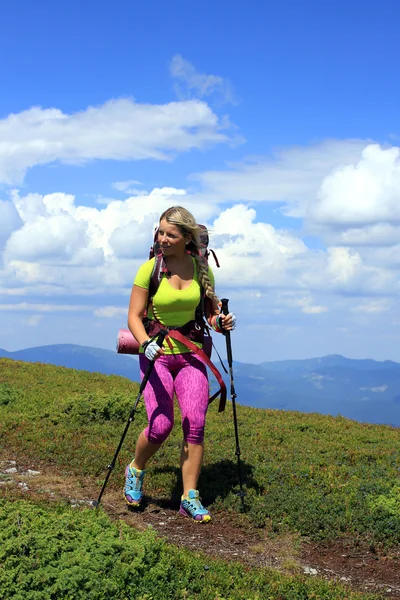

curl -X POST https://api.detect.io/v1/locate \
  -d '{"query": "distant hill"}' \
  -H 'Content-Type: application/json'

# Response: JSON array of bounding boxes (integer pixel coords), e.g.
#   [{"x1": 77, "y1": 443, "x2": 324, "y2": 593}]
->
[
  {"x1": 1, "y1": 345, "x2": 399, "y2": 427},
  {"x1": 0, "y1": 344, "x2": 138, "y2": 381},
  {"x1": 231, "y1": 354, "x2": 400, "y2": 427}
]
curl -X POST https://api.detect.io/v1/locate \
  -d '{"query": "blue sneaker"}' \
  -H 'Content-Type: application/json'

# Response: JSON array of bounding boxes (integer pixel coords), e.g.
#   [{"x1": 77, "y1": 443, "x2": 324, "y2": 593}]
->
[
  {"x1": 124, "y1": 463, "x2": 146, "y2": 507},
  {"x1": 179, "y1": 490, "x2": 211, "y2": 523}
]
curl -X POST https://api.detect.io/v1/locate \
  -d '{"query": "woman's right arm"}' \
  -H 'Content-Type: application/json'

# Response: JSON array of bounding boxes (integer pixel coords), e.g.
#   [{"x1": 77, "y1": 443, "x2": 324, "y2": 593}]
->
[{"x1": 127, "y1": 285, "x2": 152, "y2": 347}]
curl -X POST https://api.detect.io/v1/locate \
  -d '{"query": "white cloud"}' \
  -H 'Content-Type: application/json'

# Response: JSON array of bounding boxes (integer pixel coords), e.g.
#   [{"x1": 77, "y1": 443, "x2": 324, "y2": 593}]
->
[
  {"x1": 1, "y1": 188, "x2": 399, "y2": 311},
  {"x1": 27, "y1": 315, "x2": 43, "y2": 327},
  {"x1": 192, "y1": 139, "x2": 367, "y2": 214},
  {"x1": 297, "y1": 297, "x2": 328, "y2": 314},
  {"x1": 327, "y1": 223, "x2": 400, "y2": 247},
  {"x1": 276, "y1": 292, "x2": 328, "y2": 314},
  {"x1": 0, "y1": 200, "x2": 23, "y2": 247},
  {"x1": 326, "y1": 247, "x2": 362, "y2": 284},
  {"x1": 209, "y1": 204, "x2": 307, "y2": 287},
  {"x1": 94, "y1": 306, "x2": 127, "y2": 318},
  {"x1": 0, "y1": 303, "x2": 89, "y2": 312},
  {"x1": 113, "y1": 180, "x2": 141, "y2": 191},
  {"x1": 170, "y1": 55, "x2": 237, "y2": 105},
  {"x1": 0, "y1": 98, "x2": 234, "y2": 184},
  {"x1": 309, "y1": 144, "x2": 400, "y2": 227},
  {"x1": 0, "y1": 187, "x2": 222, "y2": 293},
  {"x1": 5, "y1": 214, "x2": 88, "y2": 261},
  {"x1": 351, "y1": 300, "x2": 392, "y2": 314},
  {"x1": 112, "y1": 180, "x2": 148, "y2": 196}
]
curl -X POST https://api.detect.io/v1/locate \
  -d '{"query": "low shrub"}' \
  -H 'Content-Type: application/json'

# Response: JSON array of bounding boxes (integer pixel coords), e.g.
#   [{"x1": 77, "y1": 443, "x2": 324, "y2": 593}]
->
[{"x1": 0, "y1": 499, "x2": 379, "y2": 600}]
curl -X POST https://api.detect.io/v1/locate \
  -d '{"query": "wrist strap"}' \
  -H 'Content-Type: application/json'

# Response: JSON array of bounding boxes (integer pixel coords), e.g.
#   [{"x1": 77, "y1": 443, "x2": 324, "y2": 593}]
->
[
  {"x1": 210, "y1": 314, "x2": 223, "y2": 333},
  {"x1": 141, "y1": 338, "x2": 152, "y2": 351}
]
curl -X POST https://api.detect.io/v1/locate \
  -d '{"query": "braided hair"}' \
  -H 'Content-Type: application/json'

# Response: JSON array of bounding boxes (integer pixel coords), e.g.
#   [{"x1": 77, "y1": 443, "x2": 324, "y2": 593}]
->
[{"x1": 159, "y1": 206, "x2": 220, "y2": 304}]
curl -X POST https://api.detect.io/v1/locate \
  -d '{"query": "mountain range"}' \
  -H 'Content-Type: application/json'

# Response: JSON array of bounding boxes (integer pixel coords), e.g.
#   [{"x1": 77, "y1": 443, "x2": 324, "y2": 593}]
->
[{"x1": 1, "y1": 344, "x2": 399, "y2": 427}]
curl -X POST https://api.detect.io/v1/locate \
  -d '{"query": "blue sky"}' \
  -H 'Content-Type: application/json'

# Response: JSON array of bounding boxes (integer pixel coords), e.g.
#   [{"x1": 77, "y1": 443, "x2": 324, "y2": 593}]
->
[{"x1": 1, "y1": 0, "x2": 400, "y2": 363}]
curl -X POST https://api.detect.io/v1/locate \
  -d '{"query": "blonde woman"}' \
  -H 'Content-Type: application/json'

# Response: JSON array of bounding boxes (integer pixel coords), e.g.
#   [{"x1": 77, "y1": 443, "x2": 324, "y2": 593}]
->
[{"x1": 125, "y1": 206, "x2": 236, "y2": 522}]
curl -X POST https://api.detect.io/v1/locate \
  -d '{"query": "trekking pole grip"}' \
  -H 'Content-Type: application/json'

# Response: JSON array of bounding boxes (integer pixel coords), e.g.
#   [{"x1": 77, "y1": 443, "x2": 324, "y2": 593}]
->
[
  {"x1": 220, "y1": 298, "x2": 233, "y2": 365},
  {"x1": 221, "y1": 298, "x2": 229, "y2": 316},
  {"x1": 155, "y1": 329, "x2": 168, "y2": 347}
]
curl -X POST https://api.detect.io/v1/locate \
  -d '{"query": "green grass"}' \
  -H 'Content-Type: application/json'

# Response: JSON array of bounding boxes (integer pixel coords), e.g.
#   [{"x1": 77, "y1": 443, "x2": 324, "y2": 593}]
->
[
  {"x1": 0, "y1": 497, "x2": 379, "y2": 600},
  {"x1": 1, "y1": 356, "x2": 399, "y2": 551}
]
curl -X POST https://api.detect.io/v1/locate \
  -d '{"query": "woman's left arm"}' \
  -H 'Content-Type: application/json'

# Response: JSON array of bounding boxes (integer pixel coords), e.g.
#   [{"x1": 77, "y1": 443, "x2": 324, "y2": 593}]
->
[
  {"x1": 206, "y1": 296, "x2": 236, "y2": 332},
  {"x1": 204, "y1": 265, "x2": 236, "y2": 331}
]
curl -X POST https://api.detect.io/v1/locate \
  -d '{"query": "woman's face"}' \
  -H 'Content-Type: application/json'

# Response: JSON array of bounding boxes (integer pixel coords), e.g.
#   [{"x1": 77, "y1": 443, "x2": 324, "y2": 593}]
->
[{"x1": 158, "y1": 218, "x2": 191, "y2": 257}]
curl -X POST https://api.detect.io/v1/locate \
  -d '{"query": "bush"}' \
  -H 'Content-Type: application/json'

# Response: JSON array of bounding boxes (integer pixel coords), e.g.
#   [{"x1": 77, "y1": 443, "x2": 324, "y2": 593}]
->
[{"x1": 0, "y1": 499, "x2": 378, "y2": 600}]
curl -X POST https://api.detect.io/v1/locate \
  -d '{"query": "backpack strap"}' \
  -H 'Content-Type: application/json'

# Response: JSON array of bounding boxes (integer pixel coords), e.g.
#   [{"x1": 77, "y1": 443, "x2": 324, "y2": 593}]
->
[
  {"x1": 147, "y1": 253, "x2": 165, "y2": 309},
  {"x1": 166, "y1": 329, "x2": 227, "y2": 412}
]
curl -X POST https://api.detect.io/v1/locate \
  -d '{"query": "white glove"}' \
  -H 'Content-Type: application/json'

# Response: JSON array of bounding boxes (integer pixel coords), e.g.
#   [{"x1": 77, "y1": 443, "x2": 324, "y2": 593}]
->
[
  {"x1": 220, "y1": 312, "x2": 237, "y2": 331},
  {"x1": 142, "y1": 339, "x2": 162, "y2": 360},
  {"x1": 229, "y1": 313, "x2": 237, "y2": 330}
]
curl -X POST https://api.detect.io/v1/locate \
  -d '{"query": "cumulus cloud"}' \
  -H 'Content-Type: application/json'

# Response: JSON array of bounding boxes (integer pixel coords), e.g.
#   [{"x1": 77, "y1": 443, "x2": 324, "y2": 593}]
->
[
  {"x1": 1, "y1": 187, "x2": 398, "y2": 310},
  {"x1": 0, "y1": 200, "x2": 23, "y2": 248},
  {"x1": 326, "y1": 247, "x2": 362, "y2": 284},
  {"x1": 0, "y1": 98, "x2": 234, "y2": 184},
  {"x1": 0, "y1": 187, "x2": 223, "y2": 293},
  {"x1": 6, "y1": 214, "x2": 88, "y2": 261},
  {"x1": 209, "y1": 204, "x2": 307, "y2": 287},
  {"x1": 309, "y1": 144, "x2": 400, "y2": 227},
  {"x1": 190, "y1": 141, "x2": 400, "y2": 293},
  {"x1": 170, "y1": 55, "x2": 237, "y2": 105}
]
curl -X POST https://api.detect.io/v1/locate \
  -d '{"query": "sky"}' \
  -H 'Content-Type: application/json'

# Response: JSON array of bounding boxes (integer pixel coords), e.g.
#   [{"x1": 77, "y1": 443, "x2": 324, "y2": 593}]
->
[{"x1": 1, "y1": 0, "x2": 400, "y2": 364}]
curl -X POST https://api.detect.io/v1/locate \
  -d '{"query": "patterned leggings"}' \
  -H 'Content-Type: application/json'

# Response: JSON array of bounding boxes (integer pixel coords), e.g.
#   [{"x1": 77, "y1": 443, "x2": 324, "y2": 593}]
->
[{"x1": 139, "y1": 353, "x2": 209, "y2": 445}]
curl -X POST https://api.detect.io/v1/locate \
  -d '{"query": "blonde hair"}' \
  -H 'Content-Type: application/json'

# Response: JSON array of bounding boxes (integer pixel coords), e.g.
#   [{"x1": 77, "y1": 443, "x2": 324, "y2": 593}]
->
[{"x1": 160, "y1": 206, "x2": 219, "y2": 303}]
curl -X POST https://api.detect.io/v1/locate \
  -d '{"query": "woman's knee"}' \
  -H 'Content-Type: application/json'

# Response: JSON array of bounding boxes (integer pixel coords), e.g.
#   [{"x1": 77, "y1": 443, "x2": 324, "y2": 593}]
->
[
  {"x1": 182, "y1": 419, "x2": 205, "y2": 445},
  {"x1": 146, "y1": 417, "x2": 174, "y2": 444}
]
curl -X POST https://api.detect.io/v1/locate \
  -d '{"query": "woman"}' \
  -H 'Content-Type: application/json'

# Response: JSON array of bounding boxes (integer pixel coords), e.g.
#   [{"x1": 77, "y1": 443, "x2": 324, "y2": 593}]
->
[{"x1": 125, "y1": 206, "x2": 236, "y2": 522}]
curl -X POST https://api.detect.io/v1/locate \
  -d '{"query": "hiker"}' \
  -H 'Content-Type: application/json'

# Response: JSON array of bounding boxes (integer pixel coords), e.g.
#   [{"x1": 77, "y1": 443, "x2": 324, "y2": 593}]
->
[{"x1": 124, "y1": 206, "x2": 236, "y2": 522}]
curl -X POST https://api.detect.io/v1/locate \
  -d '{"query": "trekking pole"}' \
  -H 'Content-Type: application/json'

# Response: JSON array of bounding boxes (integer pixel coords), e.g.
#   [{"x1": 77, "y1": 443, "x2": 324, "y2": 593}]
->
[
  {"x1": 92, "y1": 329, "x2": 168, "y2": 508},
  {"x1": 220, "y1": 298, "x2": 246, "y2": 510}
]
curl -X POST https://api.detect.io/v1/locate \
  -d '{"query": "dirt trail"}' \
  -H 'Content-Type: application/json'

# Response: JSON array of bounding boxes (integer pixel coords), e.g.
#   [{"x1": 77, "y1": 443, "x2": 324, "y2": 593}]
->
[{"x1": 1, "y1": 457, "x2": 399, "y2": 599}]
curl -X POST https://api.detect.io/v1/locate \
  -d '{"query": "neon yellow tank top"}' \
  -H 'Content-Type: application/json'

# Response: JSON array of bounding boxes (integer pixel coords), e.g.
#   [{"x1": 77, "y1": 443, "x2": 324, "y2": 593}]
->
[{"x1": 134, "y1": 257, "x2": 215, "y2": 354}]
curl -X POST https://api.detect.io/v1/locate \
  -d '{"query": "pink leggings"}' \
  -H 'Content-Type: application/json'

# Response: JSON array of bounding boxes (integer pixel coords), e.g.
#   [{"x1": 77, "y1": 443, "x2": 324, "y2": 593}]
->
[{"x1": 139, "y1": 353, "x2": 209, "y2": 445}]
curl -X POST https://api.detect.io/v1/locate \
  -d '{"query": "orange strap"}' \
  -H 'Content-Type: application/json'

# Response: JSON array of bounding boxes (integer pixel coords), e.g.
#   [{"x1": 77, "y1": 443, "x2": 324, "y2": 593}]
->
[{"x1": 167, "y1": 330, "x2": 227, "y2": 413}]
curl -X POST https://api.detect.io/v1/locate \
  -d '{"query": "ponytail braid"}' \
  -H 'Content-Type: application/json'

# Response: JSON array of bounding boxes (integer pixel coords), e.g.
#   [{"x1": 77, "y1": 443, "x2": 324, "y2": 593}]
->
[{"x1": 192, "y1": 250, "x2": 220, "y2": 304}]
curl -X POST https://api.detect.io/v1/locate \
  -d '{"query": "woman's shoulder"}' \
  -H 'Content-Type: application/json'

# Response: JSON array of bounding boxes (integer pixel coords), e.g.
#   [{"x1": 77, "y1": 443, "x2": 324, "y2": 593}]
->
[{"x1": 134, "y1": 257, "x2": 156, "y2": 286}]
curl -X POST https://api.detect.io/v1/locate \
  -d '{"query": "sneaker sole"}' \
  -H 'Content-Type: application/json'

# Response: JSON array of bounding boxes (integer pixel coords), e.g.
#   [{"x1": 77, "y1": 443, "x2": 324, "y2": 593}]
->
[
  {"x1": 124, "y1": 493, "x2": 142, "y2": 507},
  {"x1": 179, "y1": 507, "x2": 211, "y2": 523}
]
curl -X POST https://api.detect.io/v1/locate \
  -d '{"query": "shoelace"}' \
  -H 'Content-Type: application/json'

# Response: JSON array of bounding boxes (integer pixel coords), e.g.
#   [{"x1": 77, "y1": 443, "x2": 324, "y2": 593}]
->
[{"x1": 127, "y1": 469, "x2": 144, "y2": 491}]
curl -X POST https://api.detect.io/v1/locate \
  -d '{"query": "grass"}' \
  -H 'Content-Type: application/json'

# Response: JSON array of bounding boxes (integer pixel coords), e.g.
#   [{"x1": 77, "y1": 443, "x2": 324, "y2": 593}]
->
[
  {"x1": 0, "y1": 356, "x2": 399, "y2": 598},
  {"x1": 1, "y1": 357, "x2": 399, "y2": 547},
  {"x1": 0, "y1": 496, "x2": 380, "y2": 600}
]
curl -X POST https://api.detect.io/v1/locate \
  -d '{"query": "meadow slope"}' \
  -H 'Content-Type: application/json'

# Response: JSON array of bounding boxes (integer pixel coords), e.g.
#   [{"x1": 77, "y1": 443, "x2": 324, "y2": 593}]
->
[{"x1": 1, "y1": 358, "x2": 399, "y2": 599}]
